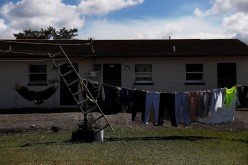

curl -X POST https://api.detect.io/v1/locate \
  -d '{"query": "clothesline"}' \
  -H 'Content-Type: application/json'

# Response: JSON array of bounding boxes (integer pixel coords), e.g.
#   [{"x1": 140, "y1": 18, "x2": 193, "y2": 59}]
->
[
  {"x1": 84, "y1": 79, "x2": 245, "y2": 127},
  {"x1": 85, "y1": 78, "x2": 241, "y2": 94}
]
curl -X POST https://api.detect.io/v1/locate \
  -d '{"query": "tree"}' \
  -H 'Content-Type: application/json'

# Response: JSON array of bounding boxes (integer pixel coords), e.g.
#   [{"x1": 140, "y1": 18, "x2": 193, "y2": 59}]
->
[
  {"x1": 53, "y1": 27, "x2": 78, "y2": 39},
  {"x1": 13, "y1": 26, "x2": 78, "y2": 39}
]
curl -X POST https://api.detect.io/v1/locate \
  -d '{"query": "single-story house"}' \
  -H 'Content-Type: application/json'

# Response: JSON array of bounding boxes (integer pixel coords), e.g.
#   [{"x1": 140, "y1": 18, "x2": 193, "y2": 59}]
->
[{"x1": 0, "y1": 39, "x2": 248, "y2": 110}]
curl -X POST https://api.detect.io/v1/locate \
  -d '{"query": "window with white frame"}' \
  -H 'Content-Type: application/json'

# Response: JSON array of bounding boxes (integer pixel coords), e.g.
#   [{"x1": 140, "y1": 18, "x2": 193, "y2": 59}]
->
[
  {"x1": 135, "y1": 64, "x2": 152, "y2": 84},
  {"x1": 29, "y1": 65, "x2": 47, "y2": 85},
  {"x1": 185, "y1": 64, "x2": 204, "y2": 84}
]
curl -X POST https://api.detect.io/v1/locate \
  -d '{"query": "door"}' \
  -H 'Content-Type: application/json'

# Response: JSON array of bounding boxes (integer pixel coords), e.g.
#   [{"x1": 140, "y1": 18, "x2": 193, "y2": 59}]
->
[
  {"x1": 217, "y1": 63, "x2": 236, "y2": 88},
  {"x1": 60, "y1": 64, "x2": 78, "y2": 105},
  {"x1": 103, "y1": 64, "x2": 121, "y2": 86}
]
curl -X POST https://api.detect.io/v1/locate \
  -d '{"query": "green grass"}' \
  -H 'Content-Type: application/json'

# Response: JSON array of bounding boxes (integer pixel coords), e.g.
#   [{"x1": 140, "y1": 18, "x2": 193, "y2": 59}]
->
[{"x1": 0, "y1": 128, "x2": 247, "y2": 165}]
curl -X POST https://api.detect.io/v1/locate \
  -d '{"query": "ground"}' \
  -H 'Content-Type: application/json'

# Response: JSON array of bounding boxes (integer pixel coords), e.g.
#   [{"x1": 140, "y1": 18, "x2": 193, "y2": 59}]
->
[{"x1": 0, "y1": 111, "x2": 247, "y2": 133}]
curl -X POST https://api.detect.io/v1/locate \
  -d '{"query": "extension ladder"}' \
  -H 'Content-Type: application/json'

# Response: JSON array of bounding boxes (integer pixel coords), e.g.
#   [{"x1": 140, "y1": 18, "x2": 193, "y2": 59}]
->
[{"x1": 48, "y1": 44, "x2": 114, "y2": 134}]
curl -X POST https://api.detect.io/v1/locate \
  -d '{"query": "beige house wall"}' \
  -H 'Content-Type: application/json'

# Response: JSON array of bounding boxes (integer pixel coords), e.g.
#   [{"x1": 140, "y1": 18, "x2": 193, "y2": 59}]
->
[
  {"x1": 1, "y1": 56, "x2": 248, "y2": 109},
  {"x1": 92, "y1": 56, "x2": 248, "y2": 92}
]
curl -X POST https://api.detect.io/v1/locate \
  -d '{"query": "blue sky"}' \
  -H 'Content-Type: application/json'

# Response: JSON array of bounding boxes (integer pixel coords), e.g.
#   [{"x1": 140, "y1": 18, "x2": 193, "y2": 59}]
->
[{"x1": 0, "y1": 0, "x2": 247, "y2": 43}]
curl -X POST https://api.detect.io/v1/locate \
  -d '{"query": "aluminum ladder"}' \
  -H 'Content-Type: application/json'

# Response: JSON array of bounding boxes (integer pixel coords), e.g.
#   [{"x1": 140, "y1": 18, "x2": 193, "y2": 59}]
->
[{"x1": 48, "y1": 45, "x2": 114, "y2": 134}]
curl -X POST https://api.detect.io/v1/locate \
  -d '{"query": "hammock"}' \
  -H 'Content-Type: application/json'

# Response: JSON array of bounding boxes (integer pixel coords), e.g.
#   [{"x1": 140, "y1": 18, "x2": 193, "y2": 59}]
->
[{"x1": 15, "y1": 82, "x2": 57, "y2": 105}]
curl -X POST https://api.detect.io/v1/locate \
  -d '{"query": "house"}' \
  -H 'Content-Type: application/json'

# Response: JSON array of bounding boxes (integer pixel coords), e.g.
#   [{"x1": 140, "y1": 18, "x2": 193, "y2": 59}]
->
[{"x1": 0, "y1": 39, "x2": 248, "y2": 110}]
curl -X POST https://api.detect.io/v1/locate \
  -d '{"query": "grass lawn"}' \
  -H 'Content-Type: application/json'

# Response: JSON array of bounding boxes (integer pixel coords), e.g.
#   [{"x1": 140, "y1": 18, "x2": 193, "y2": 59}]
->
[{"x1": 0, "y1": 127, "x2": 247, "y2": 165}]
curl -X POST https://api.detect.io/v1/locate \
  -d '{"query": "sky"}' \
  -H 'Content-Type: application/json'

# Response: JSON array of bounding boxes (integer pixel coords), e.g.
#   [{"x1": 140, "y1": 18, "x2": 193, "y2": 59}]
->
[{"x1": 0, "y1": 0, "x2": 247, "y2": 43}]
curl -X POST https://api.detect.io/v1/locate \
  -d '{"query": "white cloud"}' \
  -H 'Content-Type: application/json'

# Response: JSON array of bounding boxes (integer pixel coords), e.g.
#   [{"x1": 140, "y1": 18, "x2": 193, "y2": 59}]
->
[
  {"x1": 0, "y1": 0, "x2": 144, "y2": 39},
  {"x1": 77, "y1": 0, "x2": 144, "y2": 15},
  {"x1": 195, "y1": 0, "x2": 248, "y2": 16},
  {"x1": 0, "y1": 0, "x2": 246, "y2": 44},
  {"x1": 194, "y1": 0, "x2": 248, "y2": 44},
  {"x1": 0, "y1": 0, "x2": 84, "y2": 31},
  {"x1": 0, "y1": 18, "x2": 19, "y2": 39},
  {"x1": 223, "y1": 12, "x2": 248, "y2": 33},
  {"x1": 80, "y1": 17, "x2": 232, "y2": 40}
]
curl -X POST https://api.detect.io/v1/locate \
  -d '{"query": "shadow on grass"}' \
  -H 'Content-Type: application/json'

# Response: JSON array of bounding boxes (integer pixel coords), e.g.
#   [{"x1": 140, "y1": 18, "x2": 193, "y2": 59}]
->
[
  {"x1": 105, "y1": 136, "x2": 216, "y2": 142},
  {"x1": 105, "y1": 135, "x2": 248, "y2": 144},
  {"x1": 4, "y1": 135, "x2": 245, "y2": 148}
]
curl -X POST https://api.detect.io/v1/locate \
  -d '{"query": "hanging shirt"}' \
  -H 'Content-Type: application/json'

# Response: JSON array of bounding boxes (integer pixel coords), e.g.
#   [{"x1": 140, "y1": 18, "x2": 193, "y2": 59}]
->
[
  {"x1": 100, "y1": 84, "x2": 122, "y2": 115},
  {"x1": 117, "y1": 88, "x2": 133, "y2": 113},
  {"x1": 225, "y1": 86, "x2": 237, "y2": 107},
  {"x1": 209, "y1": 88, "x2": 225, "y2": 112}
]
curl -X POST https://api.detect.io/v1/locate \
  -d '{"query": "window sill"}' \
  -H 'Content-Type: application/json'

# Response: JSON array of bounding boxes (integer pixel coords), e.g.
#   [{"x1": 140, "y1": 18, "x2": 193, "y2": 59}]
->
[
  {"x1": 185, "y1": 81, "x2": 205, "y2": 85},
  {"x1": 28, "y1": 82, "x2": 48, "y2": 86},
  {"x1": 134, "y1": 82, "x2": 154, "y2": 85}
]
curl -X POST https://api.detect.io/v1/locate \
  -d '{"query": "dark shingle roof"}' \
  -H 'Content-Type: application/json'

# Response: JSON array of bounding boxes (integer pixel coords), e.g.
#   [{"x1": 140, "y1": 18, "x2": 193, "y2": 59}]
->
[
  {"x1": 0, "y1": 39, "x2": 247, "y2": 59},
  {"x1": 92, "y1": 39, "x2": 248, "y2": 57},
  {"x1": 0, "y1": 39, "x2": 93, "y2": 58}
]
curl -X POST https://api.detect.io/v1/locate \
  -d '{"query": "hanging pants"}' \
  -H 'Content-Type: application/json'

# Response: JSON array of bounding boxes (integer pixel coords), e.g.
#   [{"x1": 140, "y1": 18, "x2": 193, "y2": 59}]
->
[
  {"x1": 160, "y1": 93, "x2": 176, "y2": 126},
  {"x1": 175, "y1": 93, "x2": 190, "y2": 126},
  {"x1": 144, "y1": 92, "x2": 160, "y2": 124},
  {"x1": 237, "y1": 85, "x2": 248, "y2": 108},
  {"x1": 132, "y1": 90, "x2": 146, "y2": 121}
]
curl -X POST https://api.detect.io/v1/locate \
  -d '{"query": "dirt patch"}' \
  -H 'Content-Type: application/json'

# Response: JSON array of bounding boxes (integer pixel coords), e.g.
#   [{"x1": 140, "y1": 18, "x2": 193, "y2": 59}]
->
[{"x1": 0, "y1": 111, "x2": 247, "y2": 133}]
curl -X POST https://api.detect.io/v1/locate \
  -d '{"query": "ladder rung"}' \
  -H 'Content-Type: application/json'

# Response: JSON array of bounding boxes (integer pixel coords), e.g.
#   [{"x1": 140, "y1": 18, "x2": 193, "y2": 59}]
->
[
  {"x1": 67, "y1": 79, "x2": 79, "y2": 87},
  {"x1": 85, "y1": 106, "x2": 98, "y2": 115},
  {"x1": 73, "y1": 88, "x2": 85, "y2": 96},
  {"x1": 94, "y1": 124, "x2": 110, "y2": 134},
  {"x1": 77, "y1": 98, "x2": 89, "y2": 106},
  {"x1": 55, "y1": 60, "x2": 68, "y2": 68},
  {"x1": 89, "y1": 114, "x2": 104, "y2": 125},
  {"x1": 50, "y1": 52, "x2": 62, "y2": 58},
  {"x1": 62, "y1": 69, "x2": 74, "y2": 77}
]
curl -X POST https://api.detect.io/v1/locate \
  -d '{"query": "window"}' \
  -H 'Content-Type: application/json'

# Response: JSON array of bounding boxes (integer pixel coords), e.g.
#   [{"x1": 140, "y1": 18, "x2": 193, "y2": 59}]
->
[
  {"x1": 135, "y1": 64, "x2": 153, "y2": 84},
  {"x1": 185, "y1": 64, "x2": 204, "y2": 85},
  {"x1": 29, "y1": 65, "x2": 47, "y2": 85}
]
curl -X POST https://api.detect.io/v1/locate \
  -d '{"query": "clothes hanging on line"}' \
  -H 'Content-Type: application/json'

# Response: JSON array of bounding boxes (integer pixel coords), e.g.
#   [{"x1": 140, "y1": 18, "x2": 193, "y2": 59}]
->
[
  {"x1": 159, "y1": 93, "x2": 176, "y2": 126},
  {"x1": 225, "y1": 86, "x2": 237, "y2": 106},
  {"x1": 83, "y1": 79, "x2": 241, "y2": 126},
  {"x1": 131, "y1": 90, "x2": 146, "y2": 121},
  {"x1": 236, "y1": 85, "x2": 248, "y2": 108},
  {"x1": 117, "y1": 87, "x2": 133, "y2": 113},
  {"x1": 84, "y1": 80, "x2": 105, "y2": 105},
  {"x1": 209, "y1": 88, "x2": 226, "y2": 112},
  {"x1": 198, "y1": 90, "x2": 212, "y2": 118},
  {"x1": 158, "y1": 88, "x2": 229, "y2": 126},
  {"x1": 188, "y1": 91, "x2": 200, "y2": 122},
  {"x1": 84, "y1": 80, "x2": 121, "y2": 115},
  {"x1": 100, "y1": 84, "x2": 122, "y2": 115},
  {"x1": 175, "y1": 92, "x2": 190, "y2": 126},
  {"x1": 144, "y1": 92, "x2": 160, "y2": 124},
  {"x1": 197, "y1": 86, "x2": 237, "y2": 124}
]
